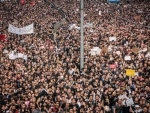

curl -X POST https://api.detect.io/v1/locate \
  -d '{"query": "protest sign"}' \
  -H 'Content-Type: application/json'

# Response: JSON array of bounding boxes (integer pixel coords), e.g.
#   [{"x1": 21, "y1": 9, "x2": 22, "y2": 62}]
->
[
  {"x1": 102, "y1": 47, "x2": 108, "y2": 53},
  {"x1": 126, "y1": 98, "x2": 134, "y2": 106},
  {"x1": 116, "y1": 51, "x2": 121, "y2": 55},
  {"x1": 89, "y1": 47, "x2": 101, "y2": 55},
  {"x1": 90, "y1": 50, "x2": 96, "y2": 56},
  {"x1": 124, "y1": 55, "x2": 131, "y2": 60},
  {"x1": 74, "y1": 26, "x2": 80, "y2": 30},
  {"x1": 8, "y1": 24, "x2": 34, "y2": 35},
  {"x1": 132, "y1": 48, "x2": 140, "y2": 54},
  {"x1": 99, "y1": 11, "x2": 102, "y2": 15},
  {"x1": 92, "y1": 35, "x2": 98, "y2": 40},
  {"x1": 30, "y1": 1, "x2": 35, "y2": 6},
  {"x1": 84, "y1": 23, "x2": 93, "y2": 28},
  {"x1": 126, "y1": 69, "x2": 135, "y2": 77},
  {"x1": 118, "y1": 95, "x2": 127, "y2": 100},
  {"x1": 69, "y1": 24, "x2": 76, "y2": 30},
  {"x1": 0, "y1": 35, "x2": 6, "y2": 41},
  {"x1": 69, "y1": 23, "x2": 93, "y2": 30},
  {"x1": 137, "y1": 9, "x2": 143, "y2": 13},
  {"x1": 20, "y1": 0, "x2": 25, "y2": 5},
  {"x1": 109, "y1": 36, "x2": 116, "y2": 41},
  {"x1": 109, "y1": 64, "x2": 116, "y2": 69}
]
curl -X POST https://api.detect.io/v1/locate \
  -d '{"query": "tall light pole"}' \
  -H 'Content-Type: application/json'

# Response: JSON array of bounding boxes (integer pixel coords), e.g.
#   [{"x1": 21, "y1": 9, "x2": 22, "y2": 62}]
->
[{"x1": 80, "y1": 0, "x2": 84, "y2": 70}]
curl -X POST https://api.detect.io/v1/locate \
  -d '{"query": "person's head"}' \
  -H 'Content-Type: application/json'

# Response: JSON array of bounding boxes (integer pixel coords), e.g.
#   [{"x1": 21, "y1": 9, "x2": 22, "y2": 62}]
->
[
  {"x1": 134, "y1": 96, "x2": 139, "y2": 102},
  {"x1": 112, "y1": 91, "x2": 116, "y2": 96},
  {"x1": 134, "y1": 105, "x2": 141, "y2": 111},
  {"x1": 73, "y1": 106, "x2": 77, "y2": 111},
  {"x1": 11, "y1": 104, "x2": 16, "y2": 110},
  {"x1": 118, "y1": 99, "x2": 122, "y2": 104},
  {"x1": 31, "y1": 104, "x2": 36, "y2": 110},
  {"x1": 21, "y1": 103, "x2": 26, "y2": 109},
  {"x1": 25, "y1": 97, "x2": 28, "y2": 101},
  {"x1": 143, "y1": 106, "x2": 148, "y2": 112},
  {"x1": 69, "y1": 108, "x2": 73, "y2": 113}
]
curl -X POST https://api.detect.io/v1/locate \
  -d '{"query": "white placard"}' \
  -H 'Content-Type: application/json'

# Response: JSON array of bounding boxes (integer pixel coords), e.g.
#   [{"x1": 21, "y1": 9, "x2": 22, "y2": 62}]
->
[
  {"x1": 93, "y1": 47, "x2": 100, "y2": 51},
  {"x1": 99, "y1": 11, "x2": 102, "y2": 15},
  {"x1": 69, "y1": 24, "x2": 76, "y2": 30},
  {"x1": 116, "y1": 51, "x2": 121, "y2": 55},
  {"x1": 109, "y1": 37, "x2": 116, "y2": 41},
  {"x1": 90, "y1": 29, "x2": 94, "y2": 33},
  {"x1": 69, "y1": 23, "x2": 93, "y2": 30},
  {"x1": 124, "y1": 55, "x2": 131, "y2": 60},
  {"x1": 90, "y1": 50, "x2": 96, "y2": 55},
  {"x1": 76, "y1": 8, "x2": 79, "y2": 11},
  {"x1": 118, "y1": 95, "x2": 128, "y2": 100},
  {"x1": 74, "y1": 26, "x2": 80, "y2": 30},
  {"x1": 8, "y1": 23, "x2": 34, "y2": 35},
  {"x1": 137, "y1": 9, "x2": 143, "y2": 13},
  {"x1": 89, "y1": 47, "x2": 101, "y2": 55},
  {"x1": 84, "y1": 23, "x2": 93, "y2": 28},
  {"x1": 126, "y1": 98, "x2": 134, "y2": 106}
]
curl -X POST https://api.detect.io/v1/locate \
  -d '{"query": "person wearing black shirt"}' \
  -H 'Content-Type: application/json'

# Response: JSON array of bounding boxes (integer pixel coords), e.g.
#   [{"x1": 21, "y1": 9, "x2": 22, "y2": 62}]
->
[
  {"x1": 110, "y1": 91, "x2": 118, "y2": 113},
  {"x1": 102, "y1": 89, "x2": 110, "y2": 106}
]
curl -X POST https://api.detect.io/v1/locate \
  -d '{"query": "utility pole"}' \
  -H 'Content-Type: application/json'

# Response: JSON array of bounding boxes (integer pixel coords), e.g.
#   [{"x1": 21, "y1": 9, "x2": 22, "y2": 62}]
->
[{"x1": 80, "y1": 0, "x2": 84, "y2": 70}]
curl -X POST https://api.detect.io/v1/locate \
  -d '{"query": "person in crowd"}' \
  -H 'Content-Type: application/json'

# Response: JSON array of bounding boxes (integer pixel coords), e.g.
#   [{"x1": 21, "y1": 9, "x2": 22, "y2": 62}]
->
[{"x1": 0, "y1": 0, "x2": 150, "y2": 113}]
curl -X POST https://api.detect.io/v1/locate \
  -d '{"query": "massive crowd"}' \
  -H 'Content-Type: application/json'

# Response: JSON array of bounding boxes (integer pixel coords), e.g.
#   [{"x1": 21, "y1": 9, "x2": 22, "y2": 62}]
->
[{"x1": 0, "y1": 0, "x2": 150, "y2": 113}]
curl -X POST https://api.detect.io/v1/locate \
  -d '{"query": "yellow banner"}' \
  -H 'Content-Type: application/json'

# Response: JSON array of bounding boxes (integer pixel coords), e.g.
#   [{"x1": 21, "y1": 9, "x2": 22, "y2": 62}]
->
[{"x1": 126, "y1": 69, "x2": 135, "y2": 77}]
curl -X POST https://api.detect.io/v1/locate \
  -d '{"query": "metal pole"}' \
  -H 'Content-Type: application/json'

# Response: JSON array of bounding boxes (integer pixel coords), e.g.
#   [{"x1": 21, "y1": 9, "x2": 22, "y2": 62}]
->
[{"x1": 80, "y1": 0, "x2": 84, "y2": 70}]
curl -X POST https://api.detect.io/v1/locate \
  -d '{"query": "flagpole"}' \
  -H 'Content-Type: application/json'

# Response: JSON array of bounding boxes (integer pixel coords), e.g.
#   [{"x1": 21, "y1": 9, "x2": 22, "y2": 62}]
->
[{"x1": 80, "y1": 0, "x2": 84, "y2": 70}]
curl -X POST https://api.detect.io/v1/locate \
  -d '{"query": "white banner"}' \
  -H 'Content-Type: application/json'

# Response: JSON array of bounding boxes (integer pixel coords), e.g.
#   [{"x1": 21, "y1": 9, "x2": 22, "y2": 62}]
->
[
  {"x1": 8, "y1": 23, "x2": 34, "y2": 35},
  {"x1": 8, "y1": 51, "x2": 28, "y2": 60}
]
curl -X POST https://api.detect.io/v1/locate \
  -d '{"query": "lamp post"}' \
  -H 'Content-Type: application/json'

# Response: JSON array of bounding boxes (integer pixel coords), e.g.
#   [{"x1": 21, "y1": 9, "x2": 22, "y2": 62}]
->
[{"x1": 80, "y1": 0, "x2": 84, "y2": 70}]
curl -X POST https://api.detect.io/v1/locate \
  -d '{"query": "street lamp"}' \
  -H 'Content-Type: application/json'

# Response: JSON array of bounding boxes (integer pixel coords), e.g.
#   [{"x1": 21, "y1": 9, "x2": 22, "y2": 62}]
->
[{"x1": 80, "y1": 0, "x2": 84, "y2": 70}]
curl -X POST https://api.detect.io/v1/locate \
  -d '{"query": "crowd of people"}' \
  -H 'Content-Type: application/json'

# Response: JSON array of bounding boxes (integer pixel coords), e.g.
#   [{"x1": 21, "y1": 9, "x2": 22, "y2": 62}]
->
[{"x1": 0, "y1": 0, "x2": 150, "y2": 113}]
